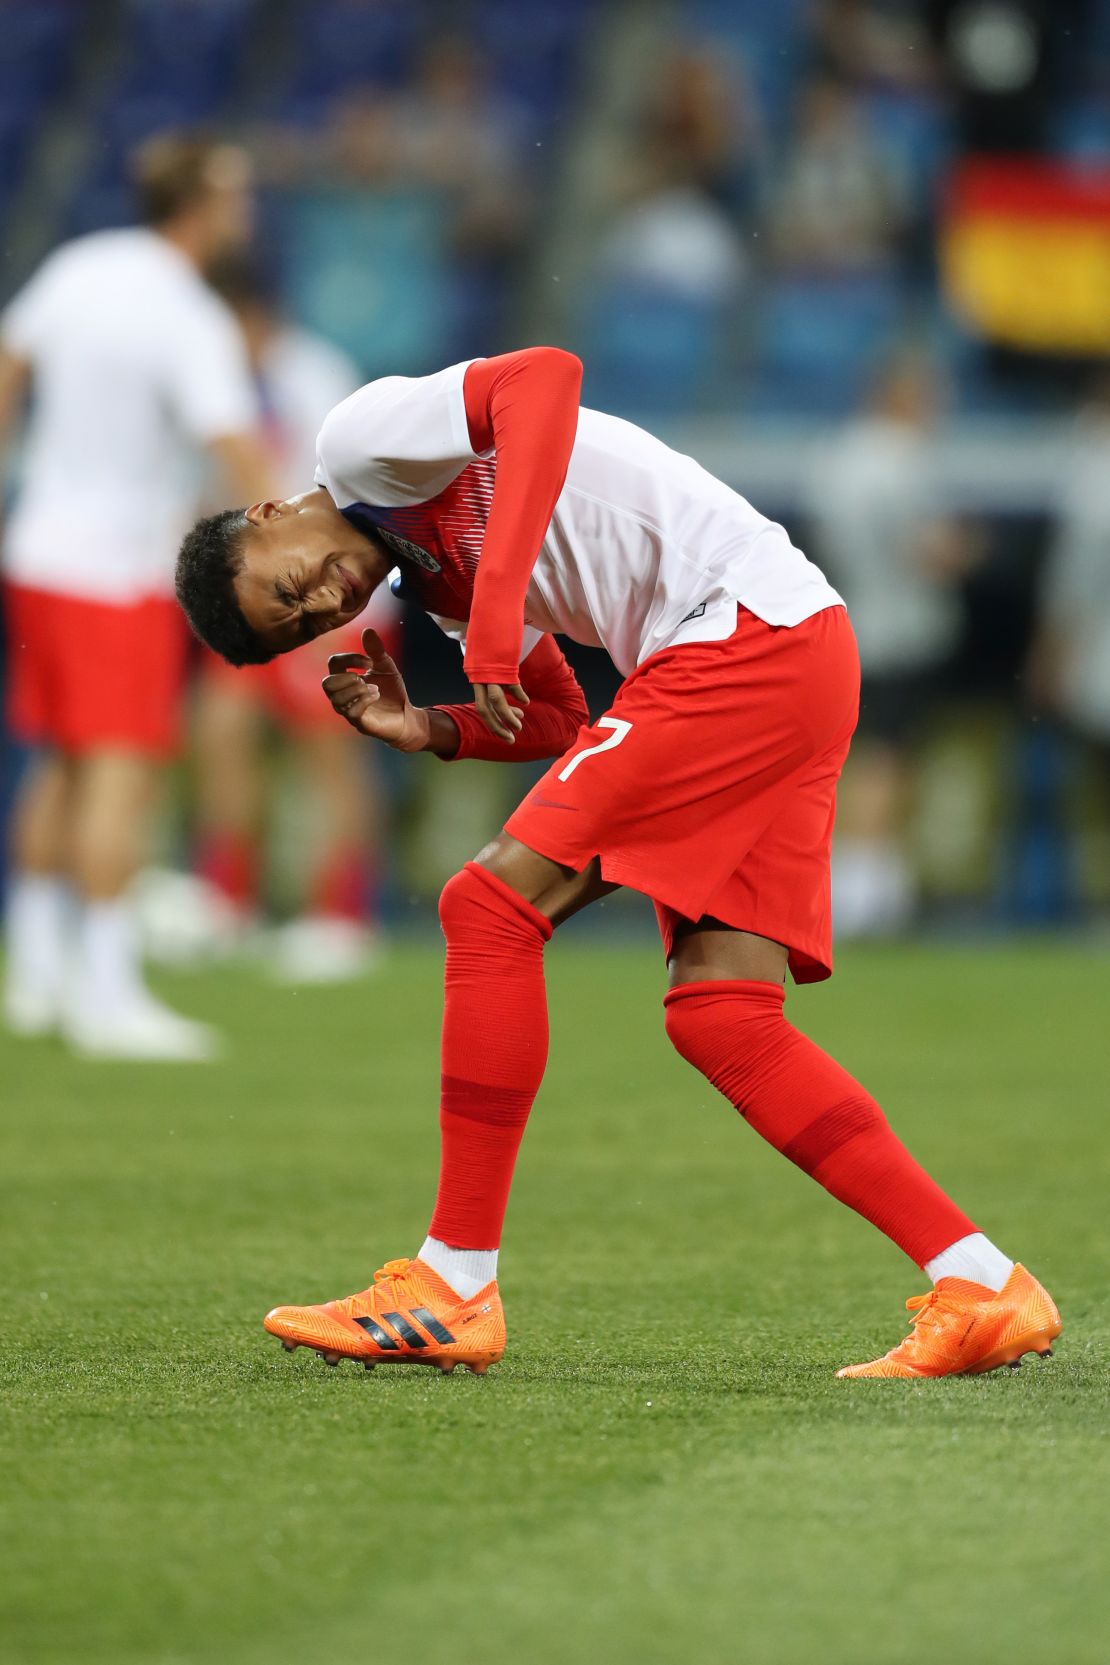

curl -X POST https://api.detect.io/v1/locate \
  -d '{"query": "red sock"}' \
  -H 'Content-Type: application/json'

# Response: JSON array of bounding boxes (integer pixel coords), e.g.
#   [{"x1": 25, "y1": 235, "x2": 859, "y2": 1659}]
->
[
  {"x1": 309, "y1": 845, "x2": 371, "y2": 923},
  {"x1": 195, "y1": 831, "x2": 258, "y2": 911},
  {"x1": 663, "y1": 980, "x2": 975, "y2": 1266},
  {"x1": 428, "y1": 863, "x2": 552, "y2": 1249}
]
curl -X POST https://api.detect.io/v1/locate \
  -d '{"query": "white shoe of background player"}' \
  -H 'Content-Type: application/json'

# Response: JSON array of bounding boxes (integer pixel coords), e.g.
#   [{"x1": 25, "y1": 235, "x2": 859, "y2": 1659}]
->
[
  {"x1": 3, "y1": 978, "x2": 62, "y2": 1038},
  {"x1": 63, "y1": 986, "x2": 222, "y2": 1062},
  {"x1": 267, "y1": 915, "x2": 382, "y2": 986}
]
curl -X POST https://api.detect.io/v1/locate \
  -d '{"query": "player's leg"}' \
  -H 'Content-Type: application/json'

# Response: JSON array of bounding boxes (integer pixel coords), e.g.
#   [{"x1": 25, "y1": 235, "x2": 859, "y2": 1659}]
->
[
  {"x1": 192, "y1": 670, "x2": 265, "y2": 931},
  {"x1": 415, "y1": 835, "x2": 614, "y2": 1294},
  {"x1": 664, "y1": 916, "x2": 985, "y2": 1267},
  {"x1": 65, "y1": 746, "x2": 210, "y2": 1056},
  {"x1": 3, "y1": 748, "x2": 74, "y2": 1034},
  {"x1": 269, "y1": 725, "x2": 383, "y2": 983},
  {"x1": 263, "y1": 834, "x2": 612, "y2": 1370},
  {"x1": 22, "y1": 588, "x2": 212, "y2": 1058},
  {"x1": 2, "y1": 584, "x2": 75, "y2": 1034},
  {"x1": 832, "y1": 735, "x2": 914, "y2": 938},
  {"x1": 662, "y1": 916, "x2": 1060, "y2": 1378}
]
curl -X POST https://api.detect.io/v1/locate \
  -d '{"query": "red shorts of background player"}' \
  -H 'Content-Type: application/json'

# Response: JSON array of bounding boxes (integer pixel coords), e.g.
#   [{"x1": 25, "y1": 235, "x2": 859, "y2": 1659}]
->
[
  {"x1": 506, "y1": 604, "x2": 860, "y2": 983},
  {"x1": 4, "y1": 582, "x2": 188, "y2": 757},
  {"x1": 200, "y1": 616, "x2": 404, "y2": 733}
]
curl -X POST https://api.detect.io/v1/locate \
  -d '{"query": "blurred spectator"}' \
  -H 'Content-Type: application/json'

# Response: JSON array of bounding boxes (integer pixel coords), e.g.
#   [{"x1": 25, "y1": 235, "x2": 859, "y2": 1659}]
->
[
  {"x1": 771, "y1": 76, "x2": 908, "y2": 271},
  {"x1": 187, "y1": 259, "x2": 399, "y2": 982},
  {"x1": 595, "y1": 43, "x2": 755, "y2": 305},
  {"x1": 581, "y1": 44, "x2": 752, "y2": 412},
  {"x1": 597, "y1": 182, "x2": 748, "y2": 306},
  {"x1": 313, "y1": 37, "x2": 528, "y2": 351},
  {"x1": 808, "y1": 354, "x2": 979, "y2": 934},
  {"x1": 637, "y1": 44, "x2": 763, "y2": 214},
  {"x1": 334, "y1": 39, "x2": 525, "y2": 253},
  {"x1": 810, "y1": 0, "x2": 936, "y2": 90},
  {"x1": 1029, "y1": 377, "x2": 1110, "y2": 768},
  {"x1": 0, "y1": 134, "x2": 271, "y2": 1060}
]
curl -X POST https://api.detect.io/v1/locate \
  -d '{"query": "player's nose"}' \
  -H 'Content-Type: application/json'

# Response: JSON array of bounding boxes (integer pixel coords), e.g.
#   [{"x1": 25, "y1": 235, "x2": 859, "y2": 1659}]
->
[{"x1": 306, "y1": 583, "x2": 342, "y2": 616}]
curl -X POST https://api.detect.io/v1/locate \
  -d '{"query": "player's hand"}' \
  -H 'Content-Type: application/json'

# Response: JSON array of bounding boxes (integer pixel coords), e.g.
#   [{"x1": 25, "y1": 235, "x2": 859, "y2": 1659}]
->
[
  {"x1": 472, "y1": 683, "x2": 529, "y2": 744},
  {"x1": 322, "y1": 627, "x2": 430, "y2": 753}
]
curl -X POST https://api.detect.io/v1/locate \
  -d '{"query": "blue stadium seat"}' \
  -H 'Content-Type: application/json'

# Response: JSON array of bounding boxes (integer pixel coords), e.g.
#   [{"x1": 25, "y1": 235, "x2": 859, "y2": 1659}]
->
[
  {"x1": 118, "y1": 0, "x2": 259, "y2": 106},
  {"x1": 860, "y1": 90, "x2": 951, "y2": 207},
  {"x1": 1050, "y1": 100, "x2": 1110, "y2": 164},
  {"x1": 748, "y1": 273, "x2": 903, "y2": 416},
  {"x1": 0, "y1": 0, "x2": 79, "y2": 101},
  {"x1": 578, "y1": 281, "x2": 728, "y2": 417},
  {"x1": 0, "y1": 105, "x2": 33, "y2": 218},
  {"x1": 283, "y1": 0, "x2": 422, "y2": 101},
  {"x1": 469, "y1": 0, "x2": 593, "y2": 125}
]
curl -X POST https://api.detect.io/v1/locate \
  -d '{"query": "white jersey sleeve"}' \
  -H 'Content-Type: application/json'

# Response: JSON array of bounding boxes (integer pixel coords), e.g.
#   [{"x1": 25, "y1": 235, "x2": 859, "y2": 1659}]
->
[
  {"x1": 314, "y1": 359, "x2": 478, "y2": 509},
  {"x1": 163, "y1": 293, "x2": 258, "y2": 444}
]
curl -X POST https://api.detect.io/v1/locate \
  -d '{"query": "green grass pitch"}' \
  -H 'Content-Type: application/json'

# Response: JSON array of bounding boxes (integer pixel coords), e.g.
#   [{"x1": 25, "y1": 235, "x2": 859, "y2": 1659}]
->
[{"x1": 2, "y1": 937, "x2": 1108, "y2": 1664}]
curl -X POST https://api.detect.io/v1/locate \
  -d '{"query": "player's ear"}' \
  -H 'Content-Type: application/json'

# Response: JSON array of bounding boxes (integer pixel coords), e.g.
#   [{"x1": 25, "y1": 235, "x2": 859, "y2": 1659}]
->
[{"x1": 243, "y1": 500, "x2": 288, "y2": 526}]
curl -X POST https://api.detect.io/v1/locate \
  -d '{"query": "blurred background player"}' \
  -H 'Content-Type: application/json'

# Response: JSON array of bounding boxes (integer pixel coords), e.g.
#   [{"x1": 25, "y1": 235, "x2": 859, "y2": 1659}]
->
[
  {"x1": 1029, "y1": 375, "x2": 1110, "y2": 853},
  {"x1": 0, "y1": 134, "x2": 271, "y2": 1059},
  {"x1": 808, "y1": 356, "x2": 980, "y2": 937},
  {"x1": 187, "y1": 259, "x2": 399, "y2": 981}
]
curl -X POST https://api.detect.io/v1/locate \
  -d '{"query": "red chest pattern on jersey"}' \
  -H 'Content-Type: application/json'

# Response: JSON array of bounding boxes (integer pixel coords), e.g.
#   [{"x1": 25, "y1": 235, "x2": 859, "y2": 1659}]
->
[{"x1": 339, "y1": 457, "x2": 496, "y2": 620}]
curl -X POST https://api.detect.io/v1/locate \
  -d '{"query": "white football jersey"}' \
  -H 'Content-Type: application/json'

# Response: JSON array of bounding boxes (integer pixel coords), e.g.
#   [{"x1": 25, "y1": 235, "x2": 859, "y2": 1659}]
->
[
  {"x1": 1, "y1": 228, "x2": 258, "y2": 602},
  {"x1": 314, "y1": 359, "x2": 842, "y2": 678}
]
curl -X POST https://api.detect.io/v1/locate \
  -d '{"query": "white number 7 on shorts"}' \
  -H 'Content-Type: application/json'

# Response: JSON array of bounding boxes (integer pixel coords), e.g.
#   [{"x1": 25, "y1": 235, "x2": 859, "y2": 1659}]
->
[{"x1": 557, "y1": 717, "x2": 633, "y2": 782}]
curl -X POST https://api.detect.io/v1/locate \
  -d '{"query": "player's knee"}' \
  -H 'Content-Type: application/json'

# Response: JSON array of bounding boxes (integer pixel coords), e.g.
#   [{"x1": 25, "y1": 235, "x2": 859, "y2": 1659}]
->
[
  {"x1": 663, "y1": 990, "x2": 703, "y2": 1065},
  {"x1": 438, "y1": 865, "x2": 484, "y2": 940},
  {"x1": 439, "y1": 860, "x2": 553, "y2": 950},
  {"x1": 662, "y1": 980, "x2": 786, "y2": 1067}
]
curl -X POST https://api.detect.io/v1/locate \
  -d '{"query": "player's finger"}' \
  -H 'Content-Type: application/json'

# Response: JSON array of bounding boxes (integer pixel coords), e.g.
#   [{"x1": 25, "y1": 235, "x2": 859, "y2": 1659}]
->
[
  {"x1": 475, "y1": 686, "x2": 515, "y2": 743},
  {"x1": 321, "y1": 672, "x2": 364, "y2": 696},
  {"x1": 507, "y1": 682, "x2": 529, "y2": 707},
  {"x1": 360, "y1": 627, "x2": 398, "y2": 674},
  {"x1": 336, "y1": 682, "x2": 378, "y2": 711},
  {"x1": 339, "y1": 689, "x2": 380, "y2": 729},
  {"x1": 328, "y1": 651, "x2": 371, "y2": 676},
  {"x1": 491, "y1": 687, "x2": 524, "y2": 732}
]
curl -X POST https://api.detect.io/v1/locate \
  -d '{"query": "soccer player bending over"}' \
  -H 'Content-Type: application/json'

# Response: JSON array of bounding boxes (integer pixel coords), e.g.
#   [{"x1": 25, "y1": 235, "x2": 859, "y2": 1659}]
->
[{"x1": 176, "y1": 347, "x2": 1061, "y2": 1379}]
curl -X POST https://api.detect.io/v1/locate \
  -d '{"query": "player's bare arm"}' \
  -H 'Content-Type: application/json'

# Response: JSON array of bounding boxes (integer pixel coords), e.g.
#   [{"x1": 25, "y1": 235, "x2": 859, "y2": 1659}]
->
[{"x1": 0, "y1": 346, "x2": 29, "y2": 454}]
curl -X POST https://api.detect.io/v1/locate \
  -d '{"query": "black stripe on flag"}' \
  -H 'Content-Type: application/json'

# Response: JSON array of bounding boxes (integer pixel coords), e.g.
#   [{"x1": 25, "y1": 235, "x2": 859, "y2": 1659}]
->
[
  {"x1": 381, "y1": 1310, "x2": 427, "y2": 1348},
  {"x1": 353, "y1": 1316, "x2": 400, "y2": 1349},
  {"x1": 409, "y1": 1307, "x2": 457, "y2": 1345}
]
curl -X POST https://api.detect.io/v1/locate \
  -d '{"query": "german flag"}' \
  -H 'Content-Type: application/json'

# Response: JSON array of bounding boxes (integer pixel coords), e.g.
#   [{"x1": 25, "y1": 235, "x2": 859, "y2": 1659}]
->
[{"x1": 942, "y1": 158, "x2": 1110, "y2": 355}]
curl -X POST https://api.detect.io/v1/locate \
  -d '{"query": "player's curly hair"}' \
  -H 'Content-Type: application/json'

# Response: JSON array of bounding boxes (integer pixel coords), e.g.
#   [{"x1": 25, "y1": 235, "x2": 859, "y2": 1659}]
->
[{"x1": 175, "y1": 508, "x2": 274, "y2": 666}]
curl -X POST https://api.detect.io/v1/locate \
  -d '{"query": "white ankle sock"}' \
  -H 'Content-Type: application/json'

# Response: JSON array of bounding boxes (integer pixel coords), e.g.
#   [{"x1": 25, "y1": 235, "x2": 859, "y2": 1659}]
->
[
  {"x1": 418, "y1": 1237, "x2": 498, "y2": 1301},
  {"x1": 73, "y1": 899, "x2": 144, "y2": 1013},
  {"x1": 925, "y1": 1232, "x2": 1014, "y2": 1292},
  {"x1": 4, "y1": 873, "x2": 71, "y2": 998}
]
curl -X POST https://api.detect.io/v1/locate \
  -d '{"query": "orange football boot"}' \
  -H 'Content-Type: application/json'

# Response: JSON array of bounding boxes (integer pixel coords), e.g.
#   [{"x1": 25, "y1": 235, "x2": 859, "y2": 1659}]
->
[
  {"x1": 264, "y1": 1257, "x2": 505, "y2": 1374},
  {"x1": 837, "y1": 1264, "x2": 1061, "y2": 1379}
]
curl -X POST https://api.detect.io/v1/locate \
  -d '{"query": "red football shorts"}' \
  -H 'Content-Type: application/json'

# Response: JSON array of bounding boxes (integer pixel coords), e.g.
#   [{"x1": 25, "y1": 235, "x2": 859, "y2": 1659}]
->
[
  {"x1": 4, "y1": 582, "x2": 188, "y2": 757},
  {"x1": 506, "y1": 604, "x2": 860, "y2": 983},
  {"x1": 199, "y1": 618, "x2": 403, "y2": 733}
]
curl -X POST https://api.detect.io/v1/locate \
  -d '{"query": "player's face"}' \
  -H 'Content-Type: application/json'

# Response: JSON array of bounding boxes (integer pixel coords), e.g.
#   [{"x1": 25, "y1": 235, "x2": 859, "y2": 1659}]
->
[
  {"x1": 197, "y1": 146, "x2": 255, "y2": 260},
  {"x1": 234, "y1": 490, "x2": 391, "y2": 656}
]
